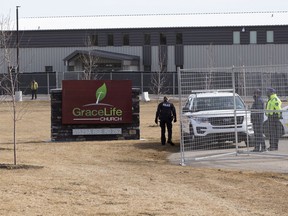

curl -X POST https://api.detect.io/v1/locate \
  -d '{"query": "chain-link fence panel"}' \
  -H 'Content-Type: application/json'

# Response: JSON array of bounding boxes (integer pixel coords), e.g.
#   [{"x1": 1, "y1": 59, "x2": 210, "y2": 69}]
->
[{"x1": 178, "y1": 65, "x2": 288, "y2": 165}]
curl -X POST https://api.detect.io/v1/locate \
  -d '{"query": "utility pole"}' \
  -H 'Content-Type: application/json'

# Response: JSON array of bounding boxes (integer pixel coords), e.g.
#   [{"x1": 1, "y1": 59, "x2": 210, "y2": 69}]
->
[{"x1": 16, "y1": 6, "x2": 20, "y2": 91}]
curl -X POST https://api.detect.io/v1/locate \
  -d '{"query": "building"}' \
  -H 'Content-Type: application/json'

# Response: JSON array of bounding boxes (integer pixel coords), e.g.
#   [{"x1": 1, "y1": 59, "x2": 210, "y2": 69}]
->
[
  {"x1": 2, "y1": 11, "x2": 287, "y2": 72},
  {"x1": 1, "y1": 11, "x2": 288, "y2": 93}
]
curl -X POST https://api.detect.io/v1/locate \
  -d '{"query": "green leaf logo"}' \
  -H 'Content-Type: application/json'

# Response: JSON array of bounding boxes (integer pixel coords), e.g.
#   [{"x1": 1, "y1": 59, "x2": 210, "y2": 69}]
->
[{"x1": 96, "y1": 83, "x2": 107, "y2": 103}]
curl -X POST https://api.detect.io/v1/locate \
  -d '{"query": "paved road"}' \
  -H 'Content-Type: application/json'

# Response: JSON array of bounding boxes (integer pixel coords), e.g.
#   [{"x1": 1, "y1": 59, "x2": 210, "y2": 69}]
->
[{"x1": 168, "y1": 139, "x2": 288, "y2": 173}]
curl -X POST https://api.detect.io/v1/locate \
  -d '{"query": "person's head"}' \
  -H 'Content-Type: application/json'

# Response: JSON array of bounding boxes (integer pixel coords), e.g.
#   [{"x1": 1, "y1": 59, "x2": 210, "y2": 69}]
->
[
  {"x1": 163, "y1": 96, "x2": 168, "y2": 102},
  {"x1": 253, "y1": 89, "x2": 261, "y2": 99},
  {"x1": 266, "y1": 87, "x2": 276, "y2": 97}
]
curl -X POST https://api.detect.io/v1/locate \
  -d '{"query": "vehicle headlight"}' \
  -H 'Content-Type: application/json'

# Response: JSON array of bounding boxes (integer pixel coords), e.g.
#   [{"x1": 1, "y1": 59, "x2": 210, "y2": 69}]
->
[{"x1": 192, "y1": 117, "x2": 209, "y2": 124}]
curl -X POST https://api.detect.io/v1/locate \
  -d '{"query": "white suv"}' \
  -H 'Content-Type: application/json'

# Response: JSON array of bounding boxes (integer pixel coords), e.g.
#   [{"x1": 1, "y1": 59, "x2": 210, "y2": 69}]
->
[{"x1": 182, "y1": 90, "x2": 254, "y2": 147}]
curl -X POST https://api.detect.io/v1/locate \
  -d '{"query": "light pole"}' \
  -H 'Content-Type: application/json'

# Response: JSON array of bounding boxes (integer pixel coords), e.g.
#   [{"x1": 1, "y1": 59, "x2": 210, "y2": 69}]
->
[
  {"x1": 16, "y1": 6, "x2": 20, "y2": 91},
  {"x1": 15, "y1": 5, "x2": 23, "y2": 102}
]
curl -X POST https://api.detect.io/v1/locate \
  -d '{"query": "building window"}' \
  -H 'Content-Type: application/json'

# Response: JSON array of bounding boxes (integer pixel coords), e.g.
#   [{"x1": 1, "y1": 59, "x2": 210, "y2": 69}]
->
[
  {"x1": 144, "y1": 65, "x2": 151, "y2": 71},
  {"x1": 89, "y1": 34, "x2": 98, "y2": 46},
  {"x1": 45, "y1": 66, "x2": 53, "y2": 72},
  {"x1": 123, "y1": 34, "x2": 129, "y2": 45},
  {"x1": 107, "y1": 34, "x2": 114, "y2": 46},
  {"x1": 144, "y1": 34, "x2": 151, "y2": 45},
  {"x1": 267, "y1": 31, "x2": 274, "y2": 43},
  {"x1": 160, "y1": 33, "x2": 167, "y2": 45},
  {"x1": 250, "y1": 31, "x2": 257, "y2": 44},
  {"x1": 233, "y1": 31, "x2": 240, "y2": 44},
  {"x1": 176, "y1": 33, "x2": 183, "y2": 44}
]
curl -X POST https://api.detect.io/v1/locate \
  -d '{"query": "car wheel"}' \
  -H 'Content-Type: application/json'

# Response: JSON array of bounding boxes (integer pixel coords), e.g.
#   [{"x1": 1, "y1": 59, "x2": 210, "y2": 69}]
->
[{"x1": 183, "y1": 124, "x2": 197, "y2": 149}]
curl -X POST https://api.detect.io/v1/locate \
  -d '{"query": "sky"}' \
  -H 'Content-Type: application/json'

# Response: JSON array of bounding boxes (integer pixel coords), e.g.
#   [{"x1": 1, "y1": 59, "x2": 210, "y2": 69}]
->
[{"x1": 1, "y1": 0, "x2": 288, "y2": 20}]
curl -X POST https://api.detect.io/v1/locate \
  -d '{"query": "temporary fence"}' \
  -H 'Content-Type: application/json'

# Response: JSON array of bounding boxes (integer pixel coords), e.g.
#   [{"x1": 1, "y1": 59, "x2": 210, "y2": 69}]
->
[{"x1": 177, "y1": 65, "x2": 288, "y2": 166}]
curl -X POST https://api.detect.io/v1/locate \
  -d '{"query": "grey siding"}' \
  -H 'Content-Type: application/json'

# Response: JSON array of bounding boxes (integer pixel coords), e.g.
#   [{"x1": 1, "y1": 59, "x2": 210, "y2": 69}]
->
[
  {"x1": 0, "y1": 46, "x2": 143, "y2": 73},
  {"x1": 184, "y1": 44, "x2": 288, "y2": 68},
  {"x1": 151, "y1": 45, "x2": 175, "y2": 71},
  {"x1": 167, "y1": 46, "x2": 175, "y2": 70},
  {"x1": 3, "y1": 44, "x2": 288, "y2": 74}
]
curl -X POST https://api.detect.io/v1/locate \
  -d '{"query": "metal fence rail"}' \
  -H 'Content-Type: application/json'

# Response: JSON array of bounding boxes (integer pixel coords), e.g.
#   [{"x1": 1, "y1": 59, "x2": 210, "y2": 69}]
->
[{"x1": 0, "y1": 71, "x2": 178, "y2": 96}]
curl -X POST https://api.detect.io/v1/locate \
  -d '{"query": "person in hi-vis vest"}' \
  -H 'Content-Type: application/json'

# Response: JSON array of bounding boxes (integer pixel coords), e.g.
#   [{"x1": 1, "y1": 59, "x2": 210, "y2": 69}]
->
[
  {"x1": 266, "y1": 88, "x2": 282, "y2": 151},
  {"x1": 30, "y1": 80, "x2": 39, "y2": 100}
]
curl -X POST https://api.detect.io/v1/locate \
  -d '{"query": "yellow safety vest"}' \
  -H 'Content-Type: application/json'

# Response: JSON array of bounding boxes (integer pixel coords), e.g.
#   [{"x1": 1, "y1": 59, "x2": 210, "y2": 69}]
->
[
  {"x1": 31, "y1": 82, "x2": 38, "y2": 90},
  {"x1": 266, "y1": 94, "x2": 282, "y2": 118}
]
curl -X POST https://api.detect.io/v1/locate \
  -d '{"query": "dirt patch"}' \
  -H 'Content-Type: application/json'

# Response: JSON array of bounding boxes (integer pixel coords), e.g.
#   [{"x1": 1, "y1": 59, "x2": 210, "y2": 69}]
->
[{"x1": 0, "y1": 100, "x2": 287, "y2": 215}]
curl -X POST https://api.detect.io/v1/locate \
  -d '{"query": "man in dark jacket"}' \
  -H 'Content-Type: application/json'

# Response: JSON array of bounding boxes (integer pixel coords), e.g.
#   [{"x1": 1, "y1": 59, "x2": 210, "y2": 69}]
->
[
  {"x1": 251, "y1": 89, "x2": 266, "y2": 152},
  {"x1": 155, "y1": 96, "x2": 177, "y2": 145}
]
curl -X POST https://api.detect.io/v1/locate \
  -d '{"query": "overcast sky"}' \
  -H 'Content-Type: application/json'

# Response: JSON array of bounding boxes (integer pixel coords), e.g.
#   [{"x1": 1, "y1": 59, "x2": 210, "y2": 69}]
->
[{"x1": 2, "y1": 0, "x2": 288, "y2": 20}]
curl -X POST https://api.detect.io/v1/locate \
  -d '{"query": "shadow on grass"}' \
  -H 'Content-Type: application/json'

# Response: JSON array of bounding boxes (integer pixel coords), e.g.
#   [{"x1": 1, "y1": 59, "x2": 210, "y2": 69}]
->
[
  {"x1": 0, "y1": 147, "x2": 12, "y2": 151},
  {"x1": 0, "y1": 140, "x2": 51, "y2": 145},
  {"x1": 134, "y1": 140, "x2": 249, "y2": 154},
  {"x1": 0, "y1": 164, "x2": 44, "y2": 170},
  {"x1": 134, "y1": 141, "x2": 180, "y2": 153}
]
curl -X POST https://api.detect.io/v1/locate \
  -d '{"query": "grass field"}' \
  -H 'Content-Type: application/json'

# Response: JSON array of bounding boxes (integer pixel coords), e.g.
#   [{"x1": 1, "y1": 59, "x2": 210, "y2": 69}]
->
[{"x1": 0, "y1": 100, "x2": 287, "y2": 216}]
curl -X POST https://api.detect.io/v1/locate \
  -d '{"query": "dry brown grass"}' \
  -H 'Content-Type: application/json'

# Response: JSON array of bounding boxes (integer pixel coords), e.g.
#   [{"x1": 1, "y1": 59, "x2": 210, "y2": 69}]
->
[{"x1": 0, "y1": 100, "x2": 287, "y2": 216}]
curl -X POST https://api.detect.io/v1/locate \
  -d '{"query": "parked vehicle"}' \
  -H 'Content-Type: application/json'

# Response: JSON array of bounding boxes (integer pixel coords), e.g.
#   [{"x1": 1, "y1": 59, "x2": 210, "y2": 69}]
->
[{"x1": 182, "y1": 90, "x2": 254, "y2": 148}]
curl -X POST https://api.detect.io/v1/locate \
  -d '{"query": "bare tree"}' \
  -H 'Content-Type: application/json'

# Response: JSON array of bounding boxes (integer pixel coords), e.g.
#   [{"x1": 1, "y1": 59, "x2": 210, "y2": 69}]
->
[
  {"x1": 237, "y1": 65, "x2": 246, "y2": 97},
  {"x1": 205, "y1": 43, "x2": 215, "y2": 89},
  {"x1": 79, "y1": 36, "x2": 101, "y2": 80},
  {"x1": 150, "y1": 45, "x2": 168, "y2": 101},
  {"x1": 0, "y1": 14, "x2": 29, "y2": 165},
  {"x1": 79, "y1": 50, "x2": 100, "y2": 80}
]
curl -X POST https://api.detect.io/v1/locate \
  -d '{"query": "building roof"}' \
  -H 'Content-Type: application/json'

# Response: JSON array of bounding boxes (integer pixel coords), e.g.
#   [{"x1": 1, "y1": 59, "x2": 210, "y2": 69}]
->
[
  {"x1": 17, "y1": 11, "x2": 288, "y2": 31},
  {"x1": 63, "y1": 49, "x2": 140, "y2": 62}
]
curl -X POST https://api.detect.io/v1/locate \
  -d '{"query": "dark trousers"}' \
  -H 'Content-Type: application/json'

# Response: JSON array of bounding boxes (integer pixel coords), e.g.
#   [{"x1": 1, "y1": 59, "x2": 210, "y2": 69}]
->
[
  {"x1": 268, "y1": 117, "x2": 280, "y2": 150},
  {"x1": 31, "y1": 89, "x2": 37, "y2": 99},
  {"x1": 160, "y1": 119, "x2": 172, "y2": 144},
  {"x1": 253, "y1": 122, "x2": 265, "y2": 150}
]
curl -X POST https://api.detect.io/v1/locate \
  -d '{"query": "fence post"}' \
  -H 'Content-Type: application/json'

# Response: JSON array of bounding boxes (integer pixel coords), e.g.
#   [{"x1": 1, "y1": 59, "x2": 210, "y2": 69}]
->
[
  {"x1": 173, "y1": 71, "x2": 175, "y2": 95},
  {"x1": 141, "y1": 71, "x2": 144, "y2": 93},
  {"x1": 47, "y1": 72, "x2": 50, "y2": 94},
  {"x1": 177, "y1": 67, "x2": 186, "y2": 166}
]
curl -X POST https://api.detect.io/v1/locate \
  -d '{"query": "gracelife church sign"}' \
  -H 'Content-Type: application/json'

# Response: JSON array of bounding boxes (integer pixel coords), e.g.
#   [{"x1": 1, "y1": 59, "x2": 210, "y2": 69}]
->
[{"x1": 62, "y1": 80, "x2": 132, "y2": 125}]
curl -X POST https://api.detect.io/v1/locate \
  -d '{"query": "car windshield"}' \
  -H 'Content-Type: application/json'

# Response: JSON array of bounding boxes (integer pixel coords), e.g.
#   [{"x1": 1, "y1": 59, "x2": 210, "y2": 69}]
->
[{"x1": 193, "y1": 96, "x2": 245, "y2": 111}]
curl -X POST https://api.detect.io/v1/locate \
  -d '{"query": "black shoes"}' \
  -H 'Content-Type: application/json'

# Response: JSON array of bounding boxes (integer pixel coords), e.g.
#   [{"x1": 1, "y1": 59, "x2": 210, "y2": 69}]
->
[
  {"x1": 167, "y1": 141, "x2": 175, "y2": 146},
  {"x1": 252, "y1": 149, "x2": 260, "y2": 152},
  {"x1": 161, "y1": 141, "x2": 175, "y2": 146},
  {"x1": 252, "y1": 147, "x2": 267, "y2": 152}
]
